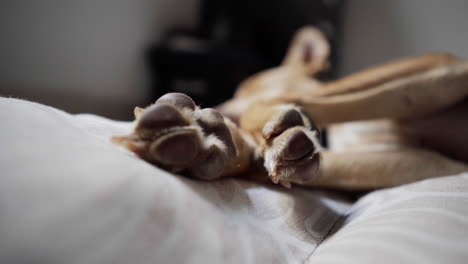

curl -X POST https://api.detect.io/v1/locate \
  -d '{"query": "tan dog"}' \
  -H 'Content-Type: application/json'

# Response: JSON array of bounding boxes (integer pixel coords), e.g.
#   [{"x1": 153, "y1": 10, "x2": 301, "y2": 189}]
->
[{"x1": 113, "y1": 26, "x2": 468, "y2": 190}]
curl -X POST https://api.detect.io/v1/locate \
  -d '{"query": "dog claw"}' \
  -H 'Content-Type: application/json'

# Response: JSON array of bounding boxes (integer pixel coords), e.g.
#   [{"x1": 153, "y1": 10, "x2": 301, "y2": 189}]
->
[
  {"x1": 134, "y1": 107, "x2": 144, "y2": 119},
  {"x1": 279, "y1": 180, "x2": 292, "y2": 189}
]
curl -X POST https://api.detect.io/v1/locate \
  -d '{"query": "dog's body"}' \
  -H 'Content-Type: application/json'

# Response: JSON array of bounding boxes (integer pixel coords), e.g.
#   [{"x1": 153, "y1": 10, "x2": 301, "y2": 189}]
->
[{"x1": 114, "y1": 27, "x2": 468, "y2": 190}]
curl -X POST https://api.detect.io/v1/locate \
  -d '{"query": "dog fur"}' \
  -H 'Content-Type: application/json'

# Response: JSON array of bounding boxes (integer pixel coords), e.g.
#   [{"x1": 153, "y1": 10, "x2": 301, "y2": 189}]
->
[{"x1": 114, "y1": 26, "x2": 468, "y2": 190}]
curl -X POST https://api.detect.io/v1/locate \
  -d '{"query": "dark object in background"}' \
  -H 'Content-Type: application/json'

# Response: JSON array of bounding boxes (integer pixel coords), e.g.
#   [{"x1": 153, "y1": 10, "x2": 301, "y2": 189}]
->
[{"x1": 146, "y1": 0, "x2": 343, "y2": 107}]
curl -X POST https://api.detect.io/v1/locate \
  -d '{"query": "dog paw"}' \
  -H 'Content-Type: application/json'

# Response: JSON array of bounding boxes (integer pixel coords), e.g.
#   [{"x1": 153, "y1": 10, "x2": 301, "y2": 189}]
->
[
  {"x1": 260, "y1": 105, "x2": 321, "y2": 187},
  {"x1": 113, "y1": 93, "x2": 238, "y2": 180}
]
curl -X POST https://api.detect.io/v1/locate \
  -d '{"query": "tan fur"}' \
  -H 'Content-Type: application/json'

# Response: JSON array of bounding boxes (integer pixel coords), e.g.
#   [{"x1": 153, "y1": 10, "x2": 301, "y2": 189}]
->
[
  {"x1": 115, "y1": 26, "x2": 468, "y2": 190},
  {"x1": 225, "y1": 26, "x2": 468, "y2": 190}
]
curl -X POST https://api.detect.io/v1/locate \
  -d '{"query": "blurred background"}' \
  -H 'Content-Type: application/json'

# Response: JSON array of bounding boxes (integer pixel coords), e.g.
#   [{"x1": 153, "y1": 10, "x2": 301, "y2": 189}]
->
[{"x1": 1, "y1": 0, "x2": 468, "y2": 120}]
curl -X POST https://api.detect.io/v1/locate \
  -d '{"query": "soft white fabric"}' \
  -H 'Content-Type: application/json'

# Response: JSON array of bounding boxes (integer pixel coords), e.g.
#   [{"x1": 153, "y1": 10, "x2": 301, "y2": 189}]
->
[
  {"x1": 1, "y1": 97, "x2": 467, "y2": 264},
  {"x1": 0, "y1": 98, "x2": 350, "y2": 263},
  {"x1": 308, "y1": 173, "x2": 468, "y2": 263}
]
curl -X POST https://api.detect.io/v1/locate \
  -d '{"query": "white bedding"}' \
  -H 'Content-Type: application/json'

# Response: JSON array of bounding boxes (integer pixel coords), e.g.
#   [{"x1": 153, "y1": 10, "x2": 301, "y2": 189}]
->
[{"x1": 1, "y1": 97, "x2": 467, "y2": 264}]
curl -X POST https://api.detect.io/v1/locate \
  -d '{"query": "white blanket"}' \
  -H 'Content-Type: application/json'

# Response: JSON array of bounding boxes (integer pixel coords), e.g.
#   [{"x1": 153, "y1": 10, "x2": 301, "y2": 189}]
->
[{"x1": 1, "y1": 98, "x2": 467, "y2": 264}]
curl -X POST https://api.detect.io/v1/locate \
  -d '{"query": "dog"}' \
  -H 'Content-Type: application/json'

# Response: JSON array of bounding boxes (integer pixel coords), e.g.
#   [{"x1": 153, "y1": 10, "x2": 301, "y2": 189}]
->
[{"x1": 113, "y1": 26, "x2": 468, "y2": 190}]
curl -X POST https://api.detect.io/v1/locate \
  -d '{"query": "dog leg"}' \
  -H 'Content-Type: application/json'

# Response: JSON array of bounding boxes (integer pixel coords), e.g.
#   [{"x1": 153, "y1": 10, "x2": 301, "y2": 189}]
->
[
  {"x1": 241, "y1": 102, "x2": 468, "y2": 188},
  {"x1": 305, "y1": 147, "x2": 468, "y2": 190},
  {"x1": 283, "y1": 60, "x2": 468, "y2": 126}
]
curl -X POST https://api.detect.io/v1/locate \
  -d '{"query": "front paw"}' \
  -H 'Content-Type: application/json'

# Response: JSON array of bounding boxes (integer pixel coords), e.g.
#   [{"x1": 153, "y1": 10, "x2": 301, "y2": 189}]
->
[
  {"x1": 261, "y1": 105, "x2": 322, "y2": 187},
  {"x1": 113, "y1": 93, "x2": 238, "y2": 180}
]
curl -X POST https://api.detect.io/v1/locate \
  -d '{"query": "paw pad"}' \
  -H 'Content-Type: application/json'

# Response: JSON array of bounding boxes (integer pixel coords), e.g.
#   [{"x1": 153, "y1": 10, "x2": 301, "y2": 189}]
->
[
  {"x1": 113, "y1": 93, "x2": 239, "y2": 180},
  {"x1": 261, "y1": 105, "x2": 321, "y2": 186}
]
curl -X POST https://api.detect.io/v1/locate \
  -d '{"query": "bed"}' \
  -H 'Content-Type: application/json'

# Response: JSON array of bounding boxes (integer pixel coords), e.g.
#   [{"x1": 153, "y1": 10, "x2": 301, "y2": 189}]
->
[{"x1": 1, "y1": 97, "x2": 467, "y2": 263}]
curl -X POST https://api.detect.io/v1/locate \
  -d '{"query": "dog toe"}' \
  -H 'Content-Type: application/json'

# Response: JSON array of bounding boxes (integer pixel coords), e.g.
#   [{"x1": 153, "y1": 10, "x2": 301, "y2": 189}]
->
[
  {"x1": 136, "y1": 103, "x2": 190, "y2": 138},
  {"x1": 190, "y1": 145, "x2": 228, "y2": 180},
  {"x1": 155, "y1": 92, "x2": 196, "y2": 111},
  {"x1": 282, "y1": 130, "x2": 315, "y2": 161},
  {"x1": 196, "y1": 108, "x2": 237, "y2": 161},
  {"x1": 263, "y1": 108, "x2": 304, "y2": 139},
  {"x1": 149, "y1": 130, "x2": 201, "y2": 167}
]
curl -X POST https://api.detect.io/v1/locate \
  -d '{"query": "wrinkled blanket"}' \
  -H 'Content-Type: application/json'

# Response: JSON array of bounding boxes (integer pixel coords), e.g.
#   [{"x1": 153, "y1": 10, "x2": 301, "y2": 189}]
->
[{"x1": 1, "y1": 98, "x2": 467, "y2": 264}]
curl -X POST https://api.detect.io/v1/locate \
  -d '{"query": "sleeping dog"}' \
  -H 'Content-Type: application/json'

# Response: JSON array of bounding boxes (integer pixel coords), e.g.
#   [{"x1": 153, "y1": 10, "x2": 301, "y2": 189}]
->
[{"x1": 113, "y1": 26, "x2": 468, "y2": 190}]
